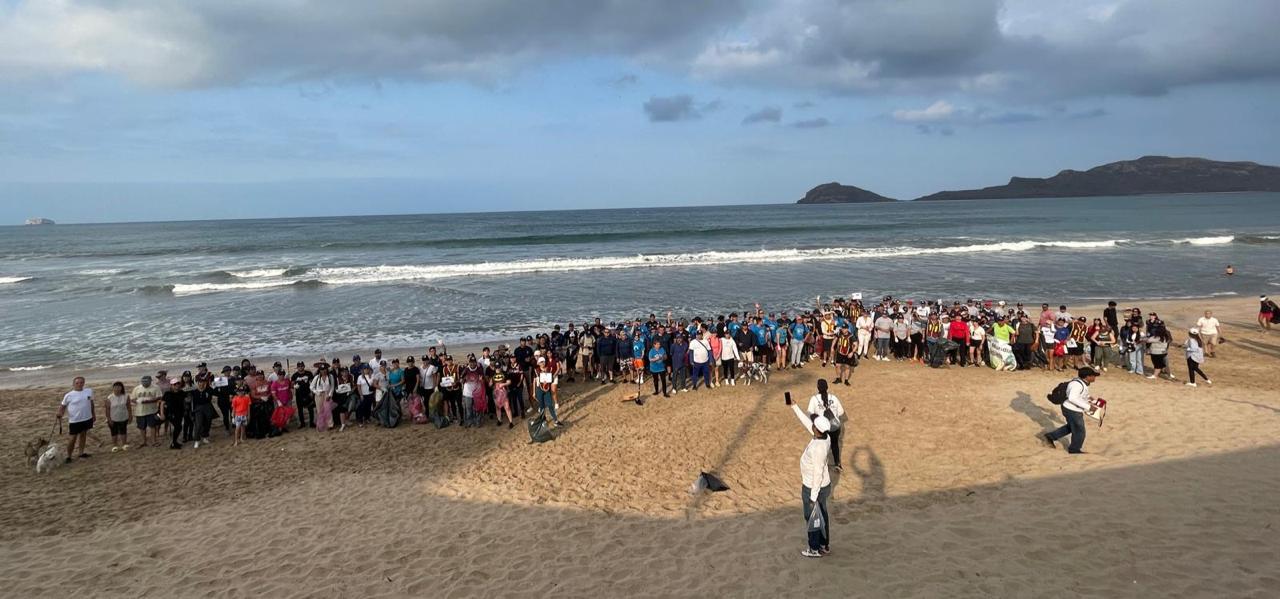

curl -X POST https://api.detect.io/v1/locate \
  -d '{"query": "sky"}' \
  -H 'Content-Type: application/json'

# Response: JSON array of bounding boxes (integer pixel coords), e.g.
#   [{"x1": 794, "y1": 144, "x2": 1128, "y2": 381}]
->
[{"x1": 2, "y1": 0, "x2": 1279, "y2": 223}]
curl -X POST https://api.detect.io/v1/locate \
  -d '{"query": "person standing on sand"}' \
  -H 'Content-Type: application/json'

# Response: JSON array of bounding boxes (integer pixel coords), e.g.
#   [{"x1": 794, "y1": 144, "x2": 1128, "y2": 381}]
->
[
  {"x1": 310, "y1": 362, "x2": 335, "y2": 432},
  {"x1": 1195, "y1": 311, "x2": 1221, "y2": 357},
  {"x1": 1042, "y1": 367, "x2": 1100, "y2": 454},
  {"x1": 1184, "y1": 329, "x2": 1213, "y2": 387},
  {"x1": 160, "y1": 378, "x2": 187, "y2": 449},
  {"x1": 57, "y1": 377, "x2": 95, "y2": 463},
  {"x1": 807, "y1": 379, "x2": 845, "y2": 472},
  {"x1": 790, "y1": 393, "x2": 832, "y2": 558},
  {"x1": 130, "y1": 375, "x2": 162, "y2": 447},
  {"x1": 103, "y1": 381, "x2": 131, "y2": 452}
]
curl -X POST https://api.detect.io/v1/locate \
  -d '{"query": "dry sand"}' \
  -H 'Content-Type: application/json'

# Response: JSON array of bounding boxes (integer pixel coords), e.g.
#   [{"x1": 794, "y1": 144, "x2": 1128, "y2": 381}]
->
[{"x1": 1, "y1": 297, "x2": 1277, "y2": 598}]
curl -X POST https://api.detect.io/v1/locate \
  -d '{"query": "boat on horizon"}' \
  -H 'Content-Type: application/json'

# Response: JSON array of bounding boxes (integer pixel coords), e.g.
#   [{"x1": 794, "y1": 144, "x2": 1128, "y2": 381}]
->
[{"x1": 24, "y1": 217, "x2": 55, "y2": 226}]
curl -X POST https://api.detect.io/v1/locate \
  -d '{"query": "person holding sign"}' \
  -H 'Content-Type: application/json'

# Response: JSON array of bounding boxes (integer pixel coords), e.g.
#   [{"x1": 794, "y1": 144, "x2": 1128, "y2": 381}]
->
[{"x1": 788, "y1": 387, "x2": 832, "y2": 558}]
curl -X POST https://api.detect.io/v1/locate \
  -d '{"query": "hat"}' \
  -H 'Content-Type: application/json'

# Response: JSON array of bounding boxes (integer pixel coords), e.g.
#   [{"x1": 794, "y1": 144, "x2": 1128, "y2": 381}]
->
[
  {"x1": 536, "y1": 357, "x2": 546, "y2": 364},
  {"x1": 221, "y1": 366, "x2": 232, "y2": 372},
  {"x1": 812, "y1": 415, "x2": 832, "y2": 434},
  {"x1": 1077, "y1": 366, "x2": 1101, "y2": 378},
  {"x1": 352, "y1": 354, "x2": 361, "y2": 361},
  {"x1": 169, "y1": 377, "x2": 181, "y2": 385},
  {"x1": 197, "y1": 362, "x2": 207, "y2": 368},
  {"x1": 1189, "y1": 327, "x2": 1199, "y2": 335},
  {"x1": 273, "y1": 361, "x2": 282, "y2": 368}
]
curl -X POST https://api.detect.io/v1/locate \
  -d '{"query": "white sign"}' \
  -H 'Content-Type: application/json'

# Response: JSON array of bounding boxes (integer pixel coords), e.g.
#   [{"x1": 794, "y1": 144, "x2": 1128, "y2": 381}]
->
[{"x1": 850, "y1": 292, "x2": 862, "y2": 300}]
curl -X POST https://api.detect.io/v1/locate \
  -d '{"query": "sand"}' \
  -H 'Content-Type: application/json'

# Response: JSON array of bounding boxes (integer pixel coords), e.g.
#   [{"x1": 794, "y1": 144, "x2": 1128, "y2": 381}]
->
[{"x1": 1, "y1": 297, "x2": 1277, "y2": 598}]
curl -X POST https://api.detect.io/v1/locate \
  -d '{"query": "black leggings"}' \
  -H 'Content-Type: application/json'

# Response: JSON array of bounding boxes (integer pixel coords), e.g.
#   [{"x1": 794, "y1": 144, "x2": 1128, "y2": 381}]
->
[
  {"x1": 296, "y1": 400, "x2": 315, "y2": 428},
  {"x1": 721, "y1": 359, "x2": 737, "y2": 380},
  {"x1": 445, "y1": 389, "x2": 464, "y2": 421},
  {"x1": 828, "y1": 427, "x2": 842, "y2": 468},
  {"x1": 652, "y1": 371, "x2": 669, "y2": 395},
  {"x1": 1187, "y1": 358, "x2": 1208, "y2": 383},
  {"x1": 218, "y1": 395, "x2": 232, "y2": 431},
  {"x1": 169, "y1": 413, "x2": 186, "y2": 446}
]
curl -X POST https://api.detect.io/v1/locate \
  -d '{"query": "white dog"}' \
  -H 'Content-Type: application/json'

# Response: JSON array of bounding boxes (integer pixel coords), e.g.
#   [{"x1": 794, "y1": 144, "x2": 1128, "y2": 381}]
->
[{"x1": 33, "y1": 441, "x2": 67, "y2": 474}]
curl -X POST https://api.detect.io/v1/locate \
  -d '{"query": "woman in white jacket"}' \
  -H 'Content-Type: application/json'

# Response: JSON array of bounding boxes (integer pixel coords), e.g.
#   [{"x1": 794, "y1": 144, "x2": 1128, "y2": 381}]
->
[
  {"x1": 807, "y1": 379, "x2": 845, "y2": 471},
  {"x1": 309, "y1": 363, "x2": 336, "y2": 432},
  {"x1": 719, "y1": 330, "x2": 742, "y2": 386},
  {"x1": 791, "y1": 393, "x2": 832, "y2": 558}
]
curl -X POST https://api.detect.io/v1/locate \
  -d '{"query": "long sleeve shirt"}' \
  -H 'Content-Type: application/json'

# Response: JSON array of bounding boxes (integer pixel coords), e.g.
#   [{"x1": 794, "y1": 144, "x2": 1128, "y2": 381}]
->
[
  {"x1": 791, "y1": 404, "x2": 831, "y2": 496},
  {"x1": 1064, "y1": 379, "x2": 1092, "y2": 413}
]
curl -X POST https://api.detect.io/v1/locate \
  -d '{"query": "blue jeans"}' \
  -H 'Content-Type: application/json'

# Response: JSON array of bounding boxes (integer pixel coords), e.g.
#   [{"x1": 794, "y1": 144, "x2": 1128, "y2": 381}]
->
[
  {"x1": 690, "y1": 362, "x2": 711, "y2": 389},
  {"x1": 1127, "y1": 347, "x2": 1145, "y2": 375},
  {"x1": 535, "y1": 387, "x2": 558, "y2": 422},
  {"x1": 801, "y1": 484, "x2": 831, "y2": 551},
  {"x1": 1046, "y1": 405, "x2": 1086, "y2": 453},
  {"x1": 875, "y1": 337, "x2": 890, "y2": 358}
]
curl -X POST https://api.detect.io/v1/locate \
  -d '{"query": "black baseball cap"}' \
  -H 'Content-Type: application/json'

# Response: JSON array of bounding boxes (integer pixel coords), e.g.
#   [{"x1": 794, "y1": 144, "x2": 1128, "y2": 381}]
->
[{"x1": 1078, "y1": 366, "x2": 1101, "y2": 378}]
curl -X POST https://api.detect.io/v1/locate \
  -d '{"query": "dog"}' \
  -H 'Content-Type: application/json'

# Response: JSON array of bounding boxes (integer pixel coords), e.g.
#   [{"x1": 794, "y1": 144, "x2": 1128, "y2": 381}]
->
[
  {"x1": 741, "y1": 362, "x2": 770, "y2": 386},
  {"x1": 29, "y1": 438, "x2": 67, "y2": 474},
  {"x1": 24, "y1": 437, "x2": 47, "y2": 468}
]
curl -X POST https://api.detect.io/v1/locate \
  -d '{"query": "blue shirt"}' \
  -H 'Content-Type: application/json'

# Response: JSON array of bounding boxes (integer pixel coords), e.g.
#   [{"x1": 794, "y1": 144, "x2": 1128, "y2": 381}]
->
[
  {"x1": 632, "y1": 339, "x2": 646, "y2": 359},
  {"x1": 791, "y1": 322, "x2": 807, "y2": 339},
  {"x1": 648, "y1": 348, "x2": 667, "y2": 373},
  {"x1": 750, "y1": 324, "x2": 768, "y2": 345}
]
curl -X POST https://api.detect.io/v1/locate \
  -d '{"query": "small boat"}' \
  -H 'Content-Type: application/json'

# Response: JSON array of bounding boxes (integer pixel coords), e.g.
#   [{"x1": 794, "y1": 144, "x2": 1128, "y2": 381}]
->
[{"x1": 24, "y1": 218, "x2": 55, "y2": 225}]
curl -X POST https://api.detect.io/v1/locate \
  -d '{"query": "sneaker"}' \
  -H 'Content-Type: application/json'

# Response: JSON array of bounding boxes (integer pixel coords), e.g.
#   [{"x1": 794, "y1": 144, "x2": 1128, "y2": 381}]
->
[
  {"x1": 121, "y1": 444, "x2": 129, "y2": 451},
  {"x1": 1186, "y1": 382, "x2": 1197, "y2": 387},
  {"x1": 193, "y1": 441, "x2": 200, "y2": 449},
  {"x1": 800, "y1": 549, "x2": 823, "y2": 558},
  {"x1": 1204, "y1": 379, "x2": 1213, "y2": 385},
  {"x1": 339, "y1": 423, "x2": 346, "y2": 432},
  {"x1": 1041, "y1": 433, "x2": 1056, "y2": 448},
  {"x1": 111, "y1": 446, "x2": 120, "y2": 453}
]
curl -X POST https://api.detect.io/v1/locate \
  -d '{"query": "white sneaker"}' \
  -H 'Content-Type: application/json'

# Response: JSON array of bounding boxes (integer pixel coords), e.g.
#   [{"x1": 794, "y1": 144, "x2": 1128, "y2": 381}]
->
[
  {"x1": 800, "y1": 549, "x2": 823, "y2": 558},
  {"x1": 339, "y1": 423, "x2": 346, "y2": 432},
  {"x1": 1204, "y1": 379, "x2": 1213, "y2": 385},
  {"x1": 1186, "y1": 382, "x2": 1197, "y2": 387},
  {"x1": 1146, "y1": 375, "x2": 1156, "y2": 379},
  {"x1": 193, "y1": 441, "x2": 200, "y2": 449}
]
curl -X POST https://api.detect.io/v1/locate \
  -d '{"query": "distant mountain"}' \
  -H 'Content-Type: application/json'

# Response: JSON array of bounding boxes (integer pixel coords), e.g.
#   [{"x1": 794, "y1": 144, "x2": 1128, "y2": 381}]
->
[
  {"x1": 913, "y1": 156, "x2": 1280, "y2": 202},
  {"x1": 796, "y1": 182, "x2": 897, "y2": 204}
]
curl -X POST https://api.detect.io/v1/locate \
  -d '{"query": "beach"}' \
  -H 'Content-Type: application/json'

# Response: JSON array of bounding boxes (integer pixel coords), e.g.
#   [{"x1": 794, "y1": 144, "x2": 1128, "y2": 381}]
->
[{"x1": 2, "y1": 296, "x2": 1277, "y2": 598}]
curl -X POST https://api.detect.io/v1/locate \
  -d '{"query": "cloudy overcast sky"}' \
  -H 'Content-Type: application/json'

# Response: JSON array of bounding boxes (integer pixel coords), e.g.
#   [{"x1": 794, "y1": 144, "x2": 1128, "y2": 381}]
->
[{"x1": 2, "y1": 0, "x2": 1279, "y2": 222}]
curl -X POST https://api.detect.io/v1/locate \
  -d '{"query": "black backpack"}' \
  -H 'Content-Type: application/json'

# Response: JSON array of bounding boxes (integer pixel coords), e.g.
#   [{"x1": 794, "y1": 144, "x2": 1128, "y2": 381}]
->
[{"x1": 1047, "y1": 379, "x2": 1075, "y2": 405}]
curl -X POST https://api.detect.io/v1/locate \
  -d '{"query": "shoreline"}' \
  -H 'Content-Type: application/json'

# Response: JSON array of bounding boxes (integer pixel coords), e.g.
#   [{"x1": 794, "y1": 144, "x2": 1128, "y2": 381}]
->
[{"x1": 1, "y1": 294, "x2": 1260, "y2": 391}]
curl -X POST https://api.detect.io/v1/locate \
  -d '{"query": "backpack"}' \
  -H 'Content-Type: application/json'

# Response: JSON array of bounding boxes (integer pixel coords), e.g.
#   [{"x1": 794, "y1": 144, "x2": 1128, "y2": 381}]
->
[{"x1": 1047, "y1": 379, "x2": 1075, "y2": 405}]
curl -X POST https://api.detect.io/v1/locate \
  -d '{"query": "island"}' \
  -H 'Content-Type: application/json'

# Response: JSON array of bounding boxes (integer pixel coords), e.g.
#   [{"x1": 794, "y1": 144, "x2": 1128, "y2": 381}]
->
[
  {"x1": 912, "y1": 156, "x2": 1280, "y2": 202},
  {"x1": 24, "y1": 217, "x2": 56, "y2": 225},
  {"x1": 796, "y1": 182, "x2": 897, "y2": 204}
]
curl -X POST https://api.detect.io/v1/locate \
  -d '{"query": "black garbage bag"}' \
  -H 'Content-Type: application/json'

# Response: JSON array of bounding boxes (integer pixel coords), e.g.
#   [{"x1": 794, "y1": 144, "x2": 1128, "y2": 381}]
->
[
  {"x1": 691, "y1": 471, "x2": 732, "y2": 494},
  {"x1": 527, "y1": 416, "x2": 554, "y2": 443},
  {"x1": 376, "y1": 393, "x2": 401, "y2": 428}
]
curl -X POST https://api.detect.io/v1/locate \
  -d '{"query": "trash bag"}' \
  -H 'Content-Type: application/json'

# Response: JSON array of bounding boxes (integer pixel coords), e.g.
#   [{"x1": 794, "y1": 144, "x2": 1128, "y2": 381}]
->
[
  {"x1": 689, "y1": 471, "x2": 731, "y2": 494},
  {"x1": 987, "y1": 339, "x2": 1017, "y2": 371},
  {"x1": 408, "y1": 394, "x2": 428, "y2": 424},
  {"x1": 270, "y1": 404, "x2": 296, "y2": 430},
  {"x1": 527, "y1": 416, "x2": 554, "y2": 443},
  {"x1": 377, "y1": 392, "x2": 401, "y2": 428},
  {"x1": 807, "y1": 504, "x2": 824, "y2": 532}
]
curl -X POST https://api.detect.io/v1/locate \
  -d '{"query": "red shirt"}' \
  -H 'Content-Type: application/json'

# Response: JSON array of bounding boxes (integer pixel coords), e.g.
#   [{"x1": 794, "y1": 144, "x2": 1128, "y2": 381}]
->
[{"x1": 948, "y1": 320, "x2": 969, "y2": 340}]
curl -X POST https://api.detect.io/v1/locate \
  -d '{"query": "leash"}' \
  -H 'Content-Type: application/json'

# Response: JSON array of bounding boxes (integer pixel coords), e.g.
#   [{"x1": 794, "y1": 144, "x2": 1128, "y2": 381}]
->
[{"x1": 53, "y1": 418, "x2": 63, "y2": 437}]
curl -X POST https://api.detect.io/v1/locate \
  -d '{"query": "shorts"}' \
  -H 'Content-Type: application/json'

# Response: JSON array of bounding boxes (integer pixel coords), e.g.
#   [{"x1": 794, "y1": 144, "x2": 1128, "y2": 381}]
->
[
  {"x1": 69, "y1": 418, "x2": 94, "y2": 435},
  {"x1": 835, "y1": 354, "x2": 856, "y2": 366},
  {"x1": 108, "y1": 420, "x2": 129, "y2": 436},
  {"x1": 233, "y1": 415, "x2": 248, "y2": 427},
  {"x1": 136, "y1": 414, "x2": 159, "y2": 430},
  {"x1": 1068, "y1": 346, "x2": 1084, "y2": 356}
]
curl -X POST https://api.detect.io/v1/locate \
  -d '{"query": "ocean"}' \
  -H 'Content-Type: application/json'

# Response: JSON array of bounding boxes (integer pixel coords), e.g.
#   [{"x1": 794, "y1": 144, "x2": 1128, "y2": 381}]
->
[{"x1": 2, "y1": 192, "x2": 1278, "y2": 372}]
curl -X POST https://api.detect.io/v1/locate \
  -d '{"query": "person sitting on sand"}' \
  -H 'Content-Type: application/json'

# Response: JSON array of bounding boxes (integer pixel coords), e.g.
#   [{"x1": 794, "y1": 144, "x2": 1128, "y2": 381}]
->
[
  {"x1": 1261, "y1": 295, "x2": 1278, "y2": 332},
  {"x1": 1042, "y1": 367, "x2": 1100, "y2": 454}
]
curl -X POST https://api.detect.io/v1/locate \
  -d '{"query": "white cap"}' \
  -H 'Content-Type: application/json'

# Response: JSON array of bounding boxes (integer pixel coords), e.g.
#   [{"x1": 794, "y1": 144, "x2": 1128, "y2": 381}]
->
[
  {"x1": 1189, "y1": 327, "x2": 1199, "y2": 335},
  {"x1": 812, "y1": 415, "x2": 832, "y2": 433}
]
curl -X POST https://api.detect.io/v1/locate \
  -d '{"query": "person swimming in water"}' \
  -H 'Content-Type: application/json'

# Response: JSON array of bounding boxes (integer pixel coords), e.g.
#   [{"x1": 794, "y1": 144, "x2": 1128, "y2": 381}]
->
[{"x1": 1225, "y1": 264, "x2": 1235, "y2": 276}]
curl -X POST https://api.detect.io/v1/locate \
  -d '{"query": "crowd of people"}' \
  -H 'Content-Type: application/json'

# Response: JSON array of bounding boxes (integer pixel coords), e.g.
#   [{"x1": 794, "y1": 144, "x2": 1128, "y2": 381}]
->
[{"x1": 54, "y1": 293, "x2": 1259, "y2": 462}]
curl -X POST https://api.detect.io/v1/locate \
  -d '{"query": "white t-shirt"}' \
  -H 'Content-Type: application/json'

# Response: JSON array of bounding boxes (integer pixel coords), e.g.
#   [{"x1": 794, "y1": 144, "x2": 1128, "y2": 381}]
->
[
  {"x1": 689, "y1": 338, "x2": 712, "y2": 364},
  {"x1": 421, "y1": 364, "x2": 438, "y2": 390},
  {"x1": 357, "y1": 374, "x2": 374, "y2": 396},
  {"x1": 1196, "y1": 317, "x2": 1220, "y2": 335},
  {"x1": 62, "y1": 388, "x2": 94, "y2": 423}
]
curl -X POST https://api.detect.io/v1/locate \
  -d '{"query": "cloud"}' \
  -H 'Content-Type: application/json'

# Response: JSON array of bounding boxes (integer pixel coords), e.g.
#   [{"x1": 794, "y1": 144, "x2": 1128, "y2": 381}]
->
[
  {"x1": 0, "y1": 0, "x2": 747, "y2": 88},
  {"x1": 0, "y1": 0, "x2": 1276, "y2": 104},
  {"x1": 610, "y1": 74, "x2": 639, "y2": 88},
  {"x1": 688, "y1": 0, "x2": 1280, "y2": 101},
  {"x1": 791, "y1": 117, "x2": 830, "y2": 129},
  {"x1": 643, "y1": 95, "x2": 696, "y2": 122},
  {"x1": 741, "y1": 106, "x2": 782, "y2": 124},
  {"x1": 892, "y1": 100, "x2": 956, "y2": 123},
  {"x1": 892, "y1": 99, "x2": 1108, "y2": 128}
]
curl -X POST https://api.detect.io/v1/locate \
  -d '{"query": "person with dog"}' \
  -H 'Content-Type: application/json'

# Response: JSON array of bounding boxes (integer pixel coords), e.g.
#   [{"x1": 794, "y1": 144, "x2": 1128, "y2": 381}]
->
[
  {"x1": 130, "y1": 375, "x2": 162, "y2": 447},
  {"x1": 57, "y1": 376, "x2": 95, "y2": 463},
  {"x1": 790, "y1": 388, "x2": 833, "y2": 558},
  {"x1": 1042, "y1": 366, "x2": 1100, "y2": 454}
]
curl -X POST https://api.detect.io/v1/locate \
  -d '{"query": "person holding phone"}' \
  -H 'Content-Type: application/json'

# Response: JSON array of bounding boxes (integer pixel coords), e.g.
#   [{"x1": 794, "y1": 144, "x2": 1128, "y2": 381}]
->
[
  {"x1": 788, "y1": 389, "x2": 832, "y2": 558},
  {"x1": 806, "y1": 379, "x2": 845, "y2": 471}
]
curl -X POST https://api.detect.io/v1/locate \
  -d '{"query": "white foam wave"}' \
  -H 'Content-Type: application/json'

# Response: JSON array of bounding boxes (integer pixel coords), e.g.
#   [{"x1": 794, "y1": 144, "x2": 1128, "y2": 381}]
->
[
  {"x1": 173, "y1": 279, "x2": 299, "y2": 296},
  {"x1": 312, "y1": 239, "x2": 1126, "y2": 285},
  {"x1": 229, "y1": 268, "x2": 288, "y2": 278},
  {"x1": 77, "y1": 268, "x2": 128, "y2": 276},
  {"x1": 0, "y1": 276, "x2": 32, "y2": 284},
  {"x1": 1178, "y1": 235, "x2": 1234, "y2": 245},
  {"x1": 8, "y1": 365, "x2": 52, "y2": 371}
]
